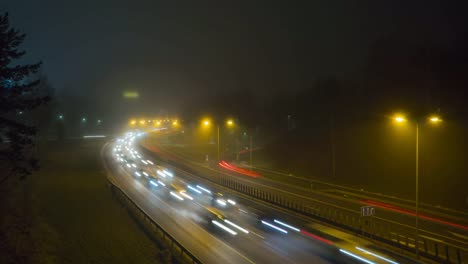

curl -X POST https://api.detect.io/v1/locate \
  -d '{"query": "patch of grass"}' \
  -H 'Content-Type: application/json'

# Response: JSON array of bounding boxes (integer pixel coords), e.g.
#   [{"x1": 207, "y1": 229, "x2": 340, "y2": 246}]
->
[{"x1": 1, "y1": 139, "x2": 168, "y2": 263}]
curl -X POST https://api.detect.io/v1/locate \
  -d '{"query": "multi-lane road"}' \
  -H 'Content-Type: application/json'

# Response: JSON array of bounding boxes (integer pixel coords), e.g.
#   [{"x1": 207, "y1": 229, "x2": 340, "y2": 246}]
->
[
  {"x1": 147, "y1": 132, "x2": 468, "y2": 253},
  {"x1": 103, "y1": 132, "x2": 417, "y2": 264}
]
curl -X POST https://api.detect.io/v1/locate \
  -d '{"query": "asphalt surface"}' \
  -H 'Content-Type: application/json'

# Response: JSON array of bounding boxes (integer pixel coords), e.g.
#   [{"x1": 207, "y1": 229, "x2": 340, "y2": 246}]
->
[{"x1": 102, "y1": 133, "x2": 417, "y2": 264}]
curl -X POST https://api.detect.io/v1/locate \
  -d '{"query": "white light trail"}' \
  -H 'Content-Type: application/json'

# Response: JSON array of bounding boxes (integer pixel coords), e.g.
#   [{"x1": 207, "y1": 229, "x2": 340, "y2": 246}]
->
[
  {"x1": 261, "y1": 220, "x2": 288, "y2": 234},
  {"x1": 134, "y1": 172, "x2": 141, "y2": 177},
  {"x1": 274, "y1": 219, "x2": 300, "y2": 232},
  {"x1": 150, "y1": 180, "x2": 158, "y2": 187},
  {"x1": 170, "y1": 192, "x2": 184, "y2": 201},
  {"x1": 142, "y1": 172, "x2": 149, "y2": 177},
  {"x1": 157, "y1": 170, "x2": 166, "y2": 177},
  {"x1": 163, "y1": 170, "x2": 173, "y2": 177},
  {"x1": 147, "y1": 160, "x2": 154, "y2": 165},
  {"x1": 224, "y1": 220, "x2": 249, "y2": 234},
  {"x1": 339, "y1": 249, "x2": 376, "y2": 264},
  {"x1": 179, "y1": 191, "x2": 194, "y2": 200},
  {"x1": 196, "y1": 185, "x2": 211, "y2": 194},
  {"x1": 187, "y1": 185, "x2": 202, "y2": 194},
  {"x1": 212, "y1": 220, "x2": 237, "y2": 235},
  {"x1": 227, "y1": 199, "x2": 236, "y2": 205},
  {"x1": 216, "y1": 199, "x2": 227, "y2": 206},
  {"x1": 157, "y1": 180, "x2": 166, "y2": 186}
]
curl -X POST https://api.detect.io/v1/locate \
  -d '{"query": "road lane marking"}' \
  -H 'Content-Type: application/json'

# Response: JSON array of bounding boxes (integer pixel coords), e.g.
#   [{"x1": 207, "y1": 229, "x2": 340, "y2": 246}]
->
[{"x1": 250, "y1": 231, "x2": 265, "y2": 239}]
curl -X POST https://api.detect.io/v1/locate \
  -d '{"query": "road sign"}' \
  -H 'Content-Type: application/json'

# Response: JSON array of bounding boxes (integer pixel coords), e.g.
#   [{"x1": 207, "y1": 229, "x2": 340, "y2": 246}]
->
[{"x1": 361, "y1": 206, "x2": 375, "y2": 217}]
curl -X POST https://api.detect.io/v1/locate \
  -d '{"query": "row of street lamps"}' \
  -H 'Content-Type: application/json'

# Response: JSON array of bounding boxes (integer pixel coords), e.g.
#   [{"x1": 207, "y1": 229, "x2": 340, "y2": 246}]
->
[
  {"x1": 127, "y1": 116, "x2": 252, "y2": 164},
  {"x1": 57, "y1": 114, "x2": 102, "y2": 124},
  {"x1": 129, "y1": 118, "x2": 178, "y2": 127}
]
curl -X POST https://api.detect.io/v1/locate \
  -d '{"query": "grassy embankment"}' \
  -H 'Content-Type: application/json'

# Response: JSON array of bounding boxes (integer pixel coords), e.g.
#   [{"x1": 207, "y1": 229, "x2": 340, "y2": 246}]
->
[{"x1": 0, "y1": 139, "x2": 169, "y2": 263}]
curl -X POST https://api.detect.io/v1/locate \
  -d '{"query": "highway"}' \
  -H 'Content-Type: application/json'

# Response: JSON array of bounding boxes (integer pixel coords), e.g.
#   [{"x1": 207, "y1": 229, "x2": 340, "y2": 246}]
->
[
  {"x1": 146, "y1": 132, "x2": 468, "y2": 252},
  {"x1": 102, "y1": 132, "x2": 416, "y2": 264}
]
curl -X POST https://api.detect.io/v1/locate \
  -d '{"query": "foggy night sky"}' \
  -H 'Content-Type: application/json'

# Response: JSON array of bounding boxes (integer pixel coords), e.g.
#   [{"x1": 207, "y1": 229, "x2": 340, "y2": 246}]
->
[{"x1": 1, "y1": 1, "x2": 465, "y2": 116}]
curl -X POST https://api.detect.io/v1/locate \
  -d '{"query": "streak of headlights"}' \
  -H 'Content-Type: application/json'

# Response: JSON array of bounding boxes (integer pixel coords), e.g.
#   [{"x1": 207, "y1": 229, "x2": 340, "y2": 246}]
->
[
  {"x1": 157, "y1": 180, "x2": 166, "y2": 186},
  {"x1": 187, "y1": 185, "x2": 202, "y2": 194},
  {"x1": 150, "y1": 180, "x2": 159, "y2": 187},
  {"x1": 212, "y1": 220, "x2": 237, "y2": 235},
  {"x1": 179, "y1": 191, "x2": 194, "y2": 200},
  {"x1": 273, "y1": 219, "x2": 300, "y2": 232},
  {"x1": 170, "y1": 191, "x2": 184, "y2": 201},
  {"x1": 224, "y1": 219, "x2": 249, "y2": 234},
  {"x1": 196, "y1": 185, "x2": 212, "y2": 194},
  {"x1": 339, "y1": 249, "x2": 375, "y2": 264},
  {"x1": 216, "y1": 199, "x2": 227, "y2": 206},
  {"x1": 261, "y1": 220, "x2": 288, "y2": 234},
  {"x1": 163, "y1": 170, "x2": 173, "y2": 177}
]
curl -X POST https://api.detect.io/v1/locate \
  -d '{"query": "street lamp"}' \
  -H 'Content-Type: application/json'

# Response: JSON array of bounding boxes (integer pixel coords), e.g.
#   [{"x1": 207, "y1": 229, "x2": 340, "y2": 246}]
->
[
  {"x1": 394, "y1": 116, "x2": 406, "y2": 123},
  {"x1": 82, "y1": 117, "x2": 87, "y2": 123},
  {"x1": 201, "y1": 117, "x2": 235, "y2": 161},
  {"x1": 429, "y1": 116, "x2": 441, "y2": 123},
  {"x1": 392, "y1": 113, "x2": 441, "y2": 259}
]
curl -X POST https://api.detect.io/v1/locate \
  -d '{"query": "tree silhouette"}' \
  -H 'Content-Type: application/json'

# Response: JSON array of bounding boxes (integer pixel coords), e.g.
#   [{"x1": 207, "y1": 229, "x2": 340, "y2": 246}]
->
[{"x1": 0, "y1": 13, "x2": 49, "y2": 183}]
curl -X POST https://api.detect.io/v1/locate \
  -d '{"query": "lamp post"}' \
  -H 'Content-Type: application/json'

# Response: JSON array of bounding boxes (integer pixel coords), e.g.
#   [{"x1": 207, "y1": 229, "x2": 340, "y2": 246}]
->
[
  {"x1": 217, "y1": 125, "x2": 220, "y2": 160},
  {"x1": 249, "y1": 134, "x2": 253, "y2": 167},
  {"x1": 202, "y1": 118, "x2": 235, "y2": 161},
  {"x1": 393, "y1": 114, "x2": 441, "y2": 259}
]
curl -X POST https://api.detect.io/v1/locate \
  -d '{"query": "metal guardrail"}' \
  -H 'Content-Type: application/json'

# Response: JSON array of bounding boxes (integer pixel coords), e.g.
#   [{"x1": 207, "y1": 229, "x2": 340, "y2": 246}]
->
[
  {"x1": 109, "y1": 184, "x2": 202, "y2": 264},
  {"x1": 216, "y1": 174, "x2": 467, "y2": 264},
  {"x1": 102, "y1": 154, "x2": 202, "y2": 264},
  {"x1": 141, "y1": 144, "x2": 467, "y2": 264}
]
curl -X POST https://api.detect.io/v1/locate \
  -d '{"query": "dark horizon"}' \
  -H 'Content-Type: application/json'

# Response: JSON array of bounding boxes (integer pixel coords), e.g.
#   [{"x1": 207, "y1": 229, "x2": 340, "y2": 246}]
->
[{"x1": 3, "y1": 1, "x2": 467, "y2": 121}]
